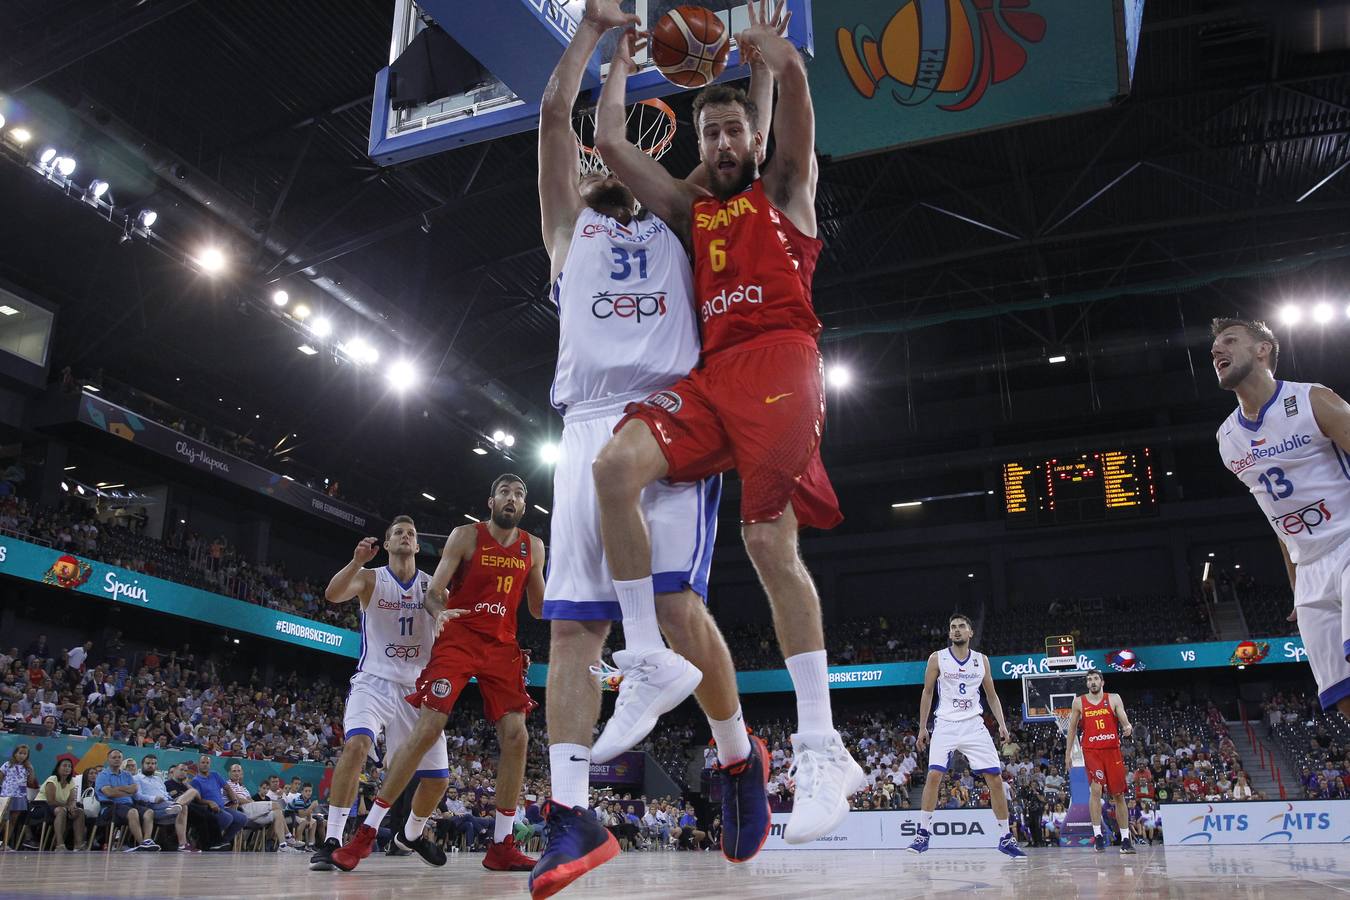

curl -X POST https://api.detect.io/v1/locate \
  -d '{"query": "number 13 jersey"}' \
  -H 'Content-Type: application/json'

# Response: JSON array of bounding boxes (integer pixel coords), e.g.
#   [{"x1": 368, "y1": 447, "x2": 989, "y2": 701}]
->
[{"x1": 1217, "y1": 380, "x2": 1350, "y2": 564}]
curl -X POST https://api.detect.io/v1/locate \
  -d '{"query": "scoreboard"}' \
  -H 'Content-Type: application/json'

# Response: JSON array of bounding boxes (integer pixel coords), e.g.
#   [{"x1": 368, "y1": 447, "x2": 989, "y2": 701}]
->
[{"x1": 1003, "y1": 449, "x2": 1158, "y2": 526}]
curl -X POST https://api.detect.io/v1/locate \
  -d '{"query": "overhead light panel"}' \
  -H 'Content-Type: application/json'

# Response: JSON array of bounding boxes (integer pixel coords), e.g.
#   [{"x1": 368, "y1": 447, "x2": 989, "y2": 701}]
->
[
  {"x1": 1047, "y1": 355, "x2": 1067, "y2": 364},
  {"x1": 421, "y1": 492, "x2": 436, "y2": 501},
  {"x1": 297, "y1": 344, "x2": 318, "y2": 356},
  {"x1": 533, "y1": 504, "x2": 549, "y2": 514},
  {"x1": 471, "y1": 444, "x2": 488, "y2": 456},
  {"x1": 891, "y1": 501, "x2": 922, "y2": 508},
  {"x1": 463, "y1": 514, "x2": 480, "y2": 522},
  {"x1": 0, "y1": 305, "x2": 18, "y2": 316}
]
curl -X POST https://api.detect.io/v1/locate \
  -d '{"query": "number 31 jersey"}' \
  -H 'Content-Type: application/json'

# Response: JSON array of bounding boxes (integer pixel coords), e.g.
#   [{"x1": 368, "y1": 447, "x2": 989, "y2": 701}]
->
[
  {"x1": 550, "y1": 208, "x2": 699, "y2": 413},
  {"x1": 935, "y1": 648, "x2": 985, "y2": 722},
  {"x1": 1217, "y1": 380, "x2": 1350, "y2": 565}
]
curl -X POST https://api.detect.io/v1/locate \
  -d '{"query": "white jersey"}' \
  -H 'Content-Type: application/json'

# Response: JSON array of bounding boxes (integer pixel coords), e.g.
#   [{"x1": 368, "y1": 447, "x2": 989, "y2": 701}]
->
[
  {"x1": 934, "y1": 647, "x2": 986, "y2": 722},
  {"x1": 549, "y1": 208, "x2": 699, "y2": 412},
  {"x1": 356, "y1": 566, "x2": 434, "y2": 685},
  {"x1": 1217, "y1": 380, "x2": 1350, "y2": 564}
]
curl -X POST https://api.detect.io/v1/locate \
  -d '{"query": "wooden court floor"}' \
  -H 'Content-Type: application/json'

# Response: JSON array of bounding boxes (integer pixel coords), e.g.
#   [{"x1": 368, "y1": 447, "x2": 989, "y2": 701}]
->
[{"x1": 1, "y1": 843, "x2": 1346, "y2": 898}]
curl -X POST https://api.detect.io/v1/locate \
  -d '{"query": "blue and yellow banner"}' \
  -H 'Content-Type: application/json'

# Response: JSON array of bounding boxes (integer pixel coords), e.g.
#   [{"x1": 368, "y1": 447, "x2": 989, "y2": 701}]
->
[
  {"x1": 810, "y1": 0, "x2": 1143, "y2": 158},
  {"x1": 0, "y1": 535, "x2": 358, "y2": 658}
]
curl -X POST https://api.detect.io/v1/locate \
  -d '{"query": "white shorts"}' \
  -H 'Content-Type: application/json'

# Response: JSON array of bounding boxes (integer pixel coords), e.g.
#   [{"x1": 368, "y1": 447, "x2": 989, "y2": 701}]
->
[
  {"x1": 928, "y1": 716, "x2": 1001, "y2": 774},
  {"x1": 543, "y1": 392, "x2": 720, "y2": 621},
  {"x1": 343, "y1": 671, "x2": 449, "y2": 777},
  {"x1": 1294, "y1": 538, "x2": 1350, "y2": 710}
]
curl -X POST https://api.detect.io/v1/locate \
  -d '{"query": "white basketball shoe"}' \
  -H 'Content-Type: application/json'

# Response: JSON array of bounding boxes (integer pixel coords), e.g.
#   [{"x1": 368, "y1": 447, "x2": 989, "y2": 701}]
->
[
  {"x1": 783, "y1": 731, "x2": 866, "y2": 844},
  {"x1": 590, "y1": 647, "x2": 703, "y2": 764}
]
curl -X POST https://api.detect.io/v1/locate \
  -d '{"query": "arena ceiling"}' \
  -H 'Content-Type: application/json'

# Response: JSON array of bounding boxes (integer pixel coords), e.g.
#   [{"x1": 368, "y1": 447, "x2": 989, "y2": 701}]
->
[{"x1": 1, "y1": 0, "x2": 1349, "y2": 533}]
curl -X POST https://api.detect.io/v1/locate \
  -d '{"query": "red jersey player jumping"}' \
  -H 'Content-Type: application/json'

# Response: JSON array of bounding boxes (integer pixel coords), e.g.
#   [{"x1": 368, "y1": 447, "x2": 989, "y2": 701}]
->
[
  {"x1": 591, "y1": 4, "x2": 860, "y2": 846},
  {"x1": 1064, "y1": 670, "x2": 1136, "y2": 854},
  {"x1": 332, "y1": 474, "x2": 543, "y2": 873}
]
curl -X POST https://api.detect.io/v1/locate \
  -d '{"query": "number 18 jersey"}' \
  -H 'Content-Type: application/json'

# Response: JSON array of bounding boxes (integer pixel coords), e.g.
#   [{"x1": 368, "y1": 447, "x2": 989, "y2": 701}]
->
[
  {"x1": 444, "y1": 523, "x2": 534, "y2": 645},
  {"x1": 1217, "y1": 380, "x2": 1350, "y2": 564},
  {"x1": 935, "y1": 647, "x2": 986, "y2": 722}
]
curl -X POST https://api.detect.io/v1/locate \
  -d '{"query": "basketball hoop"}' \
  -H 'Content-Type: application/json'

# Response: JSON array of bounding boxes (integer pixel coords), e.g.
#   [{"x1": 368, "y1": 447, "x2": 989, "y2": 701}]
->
[
  {"x1": 574, "y1": 97, "x2": 678, "y2": 177},
  {"x1": 1054, "y1": 708, "x2": 1085, "y2": 768}
]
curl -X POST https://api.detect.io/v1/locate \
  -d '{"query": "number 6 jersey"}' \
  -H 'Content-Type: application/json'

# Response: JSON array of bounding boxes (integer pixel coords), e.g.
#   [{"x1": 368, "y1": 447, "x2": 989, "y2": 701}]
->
[{"x1": 1217, "y1": 380, "x2": 1350, "y2": 564}]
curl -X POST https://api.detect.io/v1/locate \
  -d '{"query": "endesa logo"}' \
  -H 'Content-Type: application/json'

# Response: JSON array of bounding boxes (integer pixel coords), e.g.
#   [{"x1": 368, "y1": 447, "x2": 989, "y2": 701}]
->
[
  {"x1": 592, "y1": 291, "x2": 668, "y2": 323},
  {"x1": 1273, "y1": 498, "x2": 1334, "y2": 537},
  {"x1": 700, "y1": 283, "x2": 762, "y2": 322},
  {"x1": 474, "y1": 601, "x2": 507, "y2": 617},
  {"x1": 1228, "y1": 433, "x2": 1312, "y2": 474}
]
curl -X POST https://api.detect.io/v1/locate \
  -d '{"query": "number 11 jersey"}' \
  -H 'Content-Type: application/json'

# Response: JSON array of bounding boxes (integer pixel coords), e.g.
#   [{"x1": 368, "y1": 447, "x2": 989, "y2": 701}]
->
[{"x1": 1217, "y1": 380, "x2": 1350, "y2": 564}]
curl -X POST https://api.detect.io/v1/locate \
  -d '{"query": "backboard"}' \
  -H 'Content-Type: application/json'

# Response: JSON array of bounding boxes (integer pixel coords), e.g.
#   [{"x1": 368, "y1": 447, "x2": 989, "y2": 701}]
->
[
  {"x1": 1021, "y1": 669, "x2": 1091, "y2": 723},
  {"x1": 370, "y1": 0, "x2": 814, "y2": 166}
]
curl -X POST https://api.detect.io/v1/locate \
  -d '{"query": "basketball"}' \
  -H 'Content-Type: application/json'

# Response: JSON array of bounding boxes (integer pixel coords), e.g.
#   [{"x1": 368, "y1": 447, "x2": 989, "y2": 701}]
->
[{"x1": 651, "y1": 5, "x2": 730, "y2": 89}]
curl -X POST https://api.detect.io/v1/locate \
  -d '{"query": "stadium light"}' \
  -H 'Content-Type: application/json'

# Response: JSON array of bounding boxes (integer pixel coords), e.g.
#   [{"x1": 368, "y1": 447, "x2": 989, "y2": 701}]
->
[
  {"x1": 87, "y1": 179, "x2": 109, "y2": 201},
  {"x1": 1279, "y1": 304, "x2": 1302, "y2": 325},
  {"x1": 386, "y1": 359, "x2": 418, "y2": 391},
  {"x1": 196, "y1": 247, "x2": 226, "y2": 274},
  {"x1": 297, "y1": 344, "x2": 318, "y2": 355},
  {"x1": 271, "y1": 290, "x2": 289, "y2": 307},
  {"x1": 55, "y1": 156, "x2": 76, "y2": 177},
  {"x1": 891, "y1": 501, "x2": 922, "y2": 508},
  {"x1": 421, "y1": 492, "x2": 436, "y2": 501},
  {"x1": 1312, "y1": 302, "x2": 1334, "y2": 324},
  {"x1": 60, "y1": 481, "x2": 69, "y2": 492},
  {"x1": 1047, "y1": 355, "x2": 1067, "y2": 364},
  {"x1": 534, "y1": 504, "x2": 549, "y2": 514},
  {"x1": 136, "y1": 209, "x2": 157, "y2": 230},
  {"x1": 310, "y1": 316, "x2": 332, "y2": 338},
  {"x1": 826, "y1": 364, "x2": 852, "y2": 388},
  {"x1": 540, "y1": 442, "x2": 559, "y2": 465},
  {"x1": 38, "y1": 147, "x2": 56, "y2": 167},
  {"x1": 463, "y1": 513, "x2": 480, "y2": 522},
  {"x1": 503, "y1": 434, "x2": 515, "y2": 447},
  {"x1": 471, "y1": 445, "x2": 488, "y2": 456},
  {"x1": 492, "y1": 429, "x2": 506, "y2": 444},
  {"x1": 9, "y1": 127, "x2": 31, "y2": 145},
  {"x1": 292, "y1": 303, "x2": 311, "y2": 320}
]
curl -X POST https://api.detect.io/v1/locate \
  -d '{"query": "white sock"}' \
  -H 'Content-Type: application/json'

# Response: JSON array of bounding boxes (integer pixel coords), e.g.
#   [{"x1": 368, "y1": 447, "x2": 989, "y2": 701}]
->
[
  {"x1": 494, "y1": 808, "x2": 515, "y2": 843},
  {"x1": 785, "y1": 650, "x2": 833, "y2": 737},
  {"x1": 1092, "y1": 824, "x2": 1102, "y2": 836},
  {"x1": 919, "y1": 811, "x2": 933, "y2": 831},
  {"x1": 550, "y1": 743, "x2": 590, "y2": 809},
  {"x1": 997, "y1": 820, "x2": 1008, "y2": 836},
  {"x1": 404, "y1": 813, "x2": 428, "y2": 841},
  {"x1": 709, "y1": 707, "x2": 752, "y2": 765},
  {"x1": 326, "y1": 807, "x2": 350, "y2": 842},
  {"x1": 614, "y1": 577, "x2": 664, "y2": 651},
  {"x1": 364, "y1": 798, "x2": 391, "y2": 830}
]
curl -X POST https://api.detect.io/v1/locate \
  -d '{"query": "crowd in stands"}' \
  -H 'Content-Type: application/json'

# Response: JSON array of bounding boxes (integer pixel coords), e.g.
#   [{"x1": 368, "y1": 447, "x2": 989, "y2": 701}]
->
[
  {"x1": 1262, "y1": 691, "x2": 1350, "y2": 800},
  {"x1": 979, "y1": 594, "x2": 1216, "y2": 656},
  {"x1": 1229, "y1": 574, "x2": 1298, "y2": 638}
]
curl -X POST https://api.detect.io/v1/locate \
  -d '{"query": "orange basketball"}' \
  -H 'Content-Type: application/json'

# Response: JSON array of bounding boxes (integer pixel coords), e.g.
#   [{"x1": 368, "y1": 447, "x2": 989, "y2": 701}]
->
[{"x1": 651, "y1": 5, "x2": 730, "y2": 89}]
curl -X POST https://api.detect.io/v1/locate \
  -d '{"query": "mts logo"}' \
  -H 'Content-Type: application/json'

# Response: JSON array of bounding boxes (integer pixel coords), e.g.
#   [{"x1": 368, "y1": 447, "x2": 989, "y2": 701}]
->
[
  {"x1": 1202, "y1": 814, "x2": 1248, "y2": 831},
  {"x1": 1280, "y1": 812, "x2": 1331, "y2": 830}
]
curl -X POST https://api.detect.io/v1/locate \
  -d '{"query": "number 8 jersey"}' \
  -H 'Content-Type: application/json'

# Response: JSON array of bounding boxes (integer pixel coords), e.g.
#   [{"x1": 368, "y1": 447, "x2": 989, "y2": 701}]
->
[
  {"x1": 935, "y1": 647, "x2": 986, "y2": 722},
  {"x1": 1217, "y1": 380, "x2": 1350, "y2": 564}
]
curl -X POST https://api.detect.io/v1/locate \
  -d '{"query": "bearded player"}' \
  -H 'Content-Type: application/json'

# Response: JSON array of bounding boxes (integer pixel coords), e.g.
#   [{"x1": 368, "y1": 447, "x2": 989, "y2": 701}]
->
[
  {"x1": 531, "y1": 3, "x2": 782, "y2": 895},
  {"x1": 591, "y1": 4, "x2": 859, "y2": 844},
  {"x1": 1213, "y1": 318, "x2": 1350, "y2": 717},
  {"x1": 907, "y1": 614, "x2": 1026, "y2": 859},
  {"x1": 1063, "y1": 669, "x2": 1135, "y2": 854},
  {"x1": 331, "y1": 475, "x2": 542, "y2": 873},
  {"x1": 310, "y1": 516, "x2": 448, "y2": 871}
]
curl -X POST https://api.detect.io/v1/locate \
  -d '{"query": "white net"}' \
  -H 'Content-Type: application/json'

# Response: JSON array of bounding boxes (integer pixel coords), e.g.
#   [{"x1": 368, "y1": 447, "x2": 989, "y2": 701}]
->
[{"x1": 574, "y1": 97, "x2": 678, "y2": 176}]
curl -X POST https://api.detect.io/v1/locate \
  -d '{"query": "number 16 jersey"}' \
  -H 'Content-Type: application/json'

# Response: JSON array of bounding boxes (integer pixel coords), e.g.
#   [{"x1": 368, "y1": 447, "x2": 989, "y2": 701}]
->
[{"x1": 1217, "y1": 380, "x2": 1350, "y2": 564}]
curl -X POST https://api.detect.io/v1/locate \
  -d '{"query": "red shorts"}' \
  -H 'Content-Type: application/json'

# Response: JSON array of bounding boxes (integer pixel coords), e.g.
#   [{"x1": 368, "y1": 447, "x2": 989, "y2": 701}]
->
[
  {"x1": 619, "y1": 332, "x2": 842, "y2": 529},
  {"x1": 407, "y1": 633, "x2": 536, "y2": 723},
  {"x1": 1083, "y1": 746, "x2": 1127, "y2": 796}
]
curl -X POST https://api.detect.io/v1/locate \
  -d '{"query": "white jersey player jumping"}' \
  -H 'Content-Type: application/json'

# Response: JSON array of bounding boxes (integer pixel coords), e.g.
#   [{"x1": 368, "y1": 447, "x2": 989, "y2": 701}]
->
[
  {"x1": 309, "y1": 515, "x2": 454, "y2": 871},
  {"x1": 1212, "y1": 317, "x2": 1350, "y2": 717},
  {"x1": 908, "y1": 614, "x2": 1026, "y2": 858},
  {"x1": 530, "y1": 3, "x2": 781, "y2": 894}
]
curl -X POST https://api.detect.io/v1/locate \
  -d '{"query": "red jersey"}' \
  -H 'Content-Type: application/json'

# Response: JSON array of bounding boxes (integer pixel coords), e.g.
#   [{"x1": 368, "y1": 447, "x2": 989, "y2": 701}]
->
[
  {"x1": 1079, "y1": 692, "x2": 1121, "y2": 749},
  {"x1": 444, "y1": 522, "x2": 532, "y2": 644},
  {"x1": 691, "y1": 178, "x2": 823, "y2": 357}
]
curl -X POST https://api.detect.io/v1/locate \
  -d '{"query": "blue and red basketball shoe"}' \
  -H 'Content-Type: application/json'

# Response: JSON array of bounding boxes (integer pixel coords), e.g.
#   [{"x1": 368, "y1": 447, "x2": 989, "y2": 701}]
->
[
  {"x1": 528, "y1": 801, "x2": 619, "y2": 900},
  {"x1": 717, "y1": 733, "x2": 772, "y2": 863}
]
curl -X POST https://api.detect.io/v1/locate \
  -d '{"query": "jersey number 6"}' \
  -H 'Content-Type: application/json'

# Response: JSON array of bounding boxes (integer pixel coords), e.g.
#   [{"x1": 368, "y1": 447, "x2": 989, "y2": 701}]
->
[{"x1": 708, "y1": 239, "x2": 727, "y2": 273}]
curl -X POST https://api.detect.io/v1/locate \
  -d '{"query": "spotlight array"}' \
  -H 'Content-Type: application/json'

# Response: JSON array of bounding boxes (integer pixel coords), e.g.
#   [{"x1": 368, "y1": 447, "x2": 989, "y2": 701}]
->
[{"x1": 1278, "y1": 301, "x2": 1349, "y2": 326}]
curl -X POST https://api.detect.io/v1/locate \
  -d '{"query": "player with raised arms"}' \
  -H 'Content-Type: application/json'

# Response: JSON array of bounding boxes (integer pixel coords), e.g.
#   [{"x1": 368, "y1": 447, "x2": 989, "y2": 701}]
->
[
  {"x1": 529, "y1": 3, "x2": 784, "y2": 896},
  {"x1": 589, "y1": 2, "x2": 861, "y2": 844},
  {"x1": 331, "y1": 475, "x2": 543, "y2": 874},
  {"x1": 907, "y1": 614, "x2": 1026, "y2": 858},
  {"x1": 309, "y1": 515, "x2": 448, "y2": 871},
  {"x1": 1062, "y1": 669, "x2": 1135, "y2": 853},
  {"x1": 1213, "y1": 318, "x2": 1350, "y2": 717}
]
